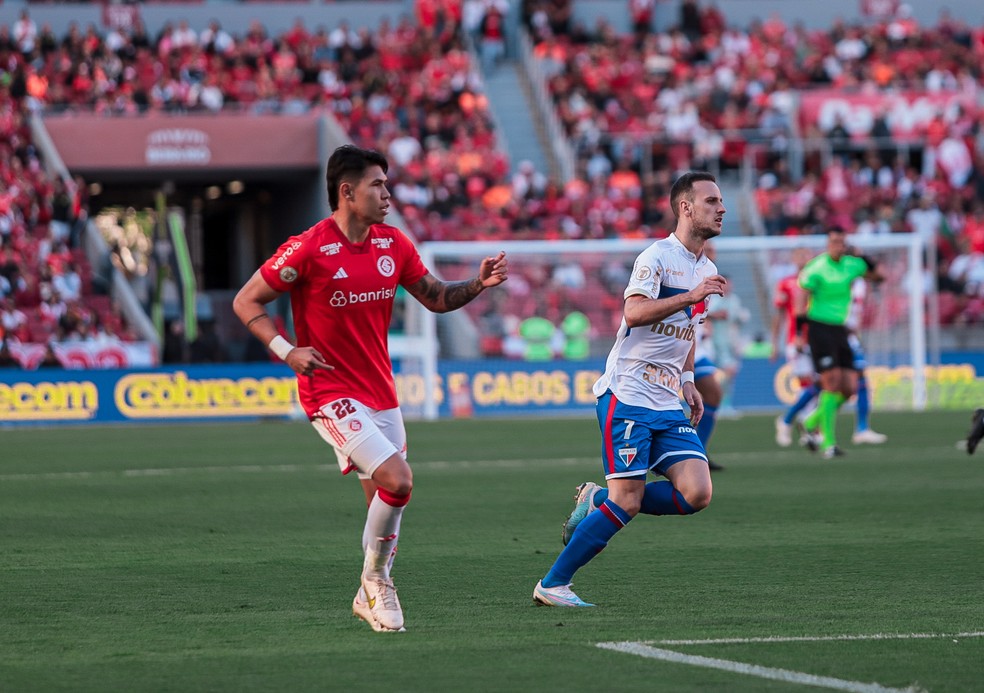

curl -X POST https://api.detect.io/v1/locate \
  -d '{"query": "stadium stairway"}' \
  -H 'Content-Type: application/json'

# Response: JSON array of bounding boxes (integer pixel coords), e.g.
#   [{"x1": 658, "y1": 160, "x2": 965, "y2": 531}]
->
[
  {"x1": 714, "y1": 175, "x2": 769, "y2": 341},
  {"x1": 480, "y1": 60, "x2": 552, "y2": 177}
]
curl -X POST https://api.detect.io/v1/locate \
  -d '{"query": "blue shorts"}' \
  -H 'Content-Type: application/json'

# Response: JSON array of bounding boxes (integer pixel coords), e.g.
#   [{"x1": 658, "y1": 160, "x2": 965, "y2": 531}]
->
[
  {"x1": 596, "y1": 391, "x2": 708, "y2": 480},
  {"x1": 847, "y1": 333, "x2": 866, "y2": 371},
  {"x1": 694, "y1": 356, "x2": 717, "y2": 380}
]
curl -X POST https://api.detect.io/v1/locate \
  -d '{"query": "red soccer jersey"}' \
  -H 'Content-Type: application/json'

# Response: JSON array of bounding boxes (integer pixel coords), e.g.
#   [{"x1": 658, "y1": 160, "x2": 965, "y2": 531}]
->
[
  {"x1": 774, "y1": 273, "x2": 801, "y2": 345},
  {"x1": 260, "y1": 218, "x2": 428, "y2": 417}
]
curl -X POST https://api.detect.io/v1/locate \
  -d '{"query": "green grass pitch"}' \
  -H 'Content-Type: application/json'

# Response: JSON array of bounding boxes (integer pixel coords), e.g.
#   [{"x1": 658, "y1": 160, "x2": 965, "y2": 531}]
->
[{"x1": 2, "y1": 411, "x2": 983, "y2": 692}]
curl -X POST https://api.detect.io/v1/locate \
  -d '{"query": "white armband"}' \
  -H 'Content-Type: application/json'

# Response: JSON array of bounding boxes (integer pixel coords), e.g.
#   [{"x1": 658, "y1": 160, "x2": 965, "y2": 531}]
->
[
  {"x1": 268, "y1": 335, "x2": 294, "y2": 361},
  {"x1": 681, "y1": 371, "x2": 695, "y2": 385}
]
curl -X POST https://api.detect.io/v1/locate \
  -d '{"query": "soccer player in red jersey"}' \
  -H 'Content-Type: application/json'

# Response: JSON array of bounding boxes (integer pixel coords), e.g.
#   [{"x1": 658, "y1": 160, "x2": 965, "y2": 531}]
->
[{"x1": 233, "y1": 145, "x2": 508, "y2": 632}]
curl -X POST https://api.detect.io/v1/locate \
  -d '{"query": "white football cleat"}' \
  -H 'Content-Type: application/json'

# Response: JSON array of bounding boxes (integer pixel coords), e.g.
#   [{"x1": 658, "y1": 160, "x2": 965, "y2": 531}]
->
[
  {"x1": 533, "y1": 580, "x2": 595, "y2": 607},
  {"x1": 852, "y1": 429, "x2": 887, "y2": 444},
  {"x1": 775, "y1": 417, "x2": 792, "y2": 447},
  {"x1": 359, "y1": 576, "x2": 406, "y2": 632}
]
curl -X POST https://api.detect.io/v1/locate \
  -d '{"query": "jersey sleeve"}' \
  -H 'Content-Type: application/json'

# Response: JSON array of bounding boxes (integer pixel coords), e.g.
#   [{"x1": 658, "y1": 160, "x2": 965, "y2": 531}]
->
[
  {"x1": 259, "y1": 234, "x2": 310, "y2": 292},
  {"x1": 798, "y1": 260, "x2": 820, "y2": 292},
  {"x1": 396, "y1": 231, "x2": 429, "y2": 287},
  {"x1": 624, "y1": 250, "x2": 661, "y2": 299},
  {"x1": 774, "y1": 279, "x2": 790, "y2": 309},
  {"x1": 848, "y1": 256, "x2": 869, "y2": 281}
]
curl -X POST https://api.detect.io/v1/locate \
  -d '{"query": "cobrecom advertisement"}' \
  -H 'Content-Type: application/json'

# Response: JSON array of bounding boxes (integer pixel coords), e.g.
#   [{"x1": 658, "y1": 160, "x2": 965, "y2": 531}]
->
[{"x1": 3, "y1": 355, "x2": 984, "y2": 426}]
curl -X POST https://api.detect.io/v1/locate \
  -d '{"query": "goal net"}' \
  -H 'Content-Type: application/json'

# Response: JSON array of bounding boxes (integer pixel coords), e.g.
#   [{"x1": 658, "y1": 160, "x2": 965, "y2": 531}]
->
[{"x1": 398, "y1": 234, "x2": 936, "y2": 420}]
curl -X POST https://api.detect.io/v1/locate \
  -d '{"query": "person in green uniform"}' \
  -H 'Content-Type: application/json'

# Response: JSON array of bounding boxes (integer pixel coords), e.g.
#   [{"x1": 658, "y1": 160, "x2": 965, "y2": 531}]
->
[
  {"x1": 560, "y1": 310, "x2": 591, "y2": 360},
  {"x1": 519, "y1": 315, "x2": 559, "y2": 361},
  {"x1": 794, "y1": 228, "x2": 882, "y2": 458}
]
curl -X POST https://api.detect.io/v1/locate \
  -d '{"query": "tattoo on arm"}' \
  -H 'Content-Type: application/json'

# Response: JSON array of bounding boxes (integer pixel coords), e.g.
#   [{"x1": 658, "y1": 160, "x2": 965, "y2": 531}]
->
[
  {"x1": 246, "y1": 313, "x2": 270, "y2": 328},
  {"x1": 412, "y1": 275, "x2": 483, "y2": 312},
  {"x1": 442, "y1": 278, "x2": 484, "y2": 311}
]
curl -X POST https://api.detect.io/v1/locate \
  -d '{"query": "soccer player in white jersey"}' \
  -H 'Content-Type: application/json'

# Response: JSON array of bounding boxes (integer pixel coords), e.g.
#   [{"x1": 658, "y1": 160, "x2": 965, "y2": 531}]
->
[
  {"x1": 234, "y1": 145, "x2": 508, "y2": 632},
  {"x1": 534, "y1": 171, "x2": 727, "y2": 607}
]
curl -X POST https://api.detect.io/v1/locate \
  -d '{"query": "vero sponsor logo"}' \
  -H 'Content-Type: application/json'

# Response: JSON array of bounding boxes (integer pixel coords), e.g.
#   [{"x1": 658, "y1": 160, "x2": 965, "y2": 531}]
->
[{"x1": 270, "y1": 242, "x2": 303, "y2": 271}]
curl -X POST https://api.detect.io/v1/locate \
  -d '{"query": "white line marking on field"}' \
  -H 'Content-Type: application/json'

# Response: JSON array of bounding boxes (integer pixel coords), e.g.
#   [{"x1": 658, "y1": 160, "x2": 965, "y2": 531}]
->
[
  {"x1": 0, "y1": 444, "x2": 963, "y2": 483},
  {"x1": 653, "y1": 631, "x2": 984, "y2": 645},
  {"x1": 0, "y1": 457, "x2": 595, "y2": 482},
  {"x1": 596, "y1": 641, "x2": 926, "y2": 693}
]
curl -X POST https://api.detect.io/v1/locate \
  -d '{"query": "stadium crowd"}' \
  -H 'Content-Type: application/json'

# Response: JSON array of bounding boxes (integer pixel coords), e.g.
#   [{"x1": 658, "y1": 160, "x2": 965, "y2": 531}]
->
[
  {"x1": 523, "y1": 0, "x2": 984, "y2": 323},
  {"x1": 0, "y1": 87, "x2": 136, "y2": 368},
  {"x1": 2, "y1": 0, "x2": 984, "y2": 368}
]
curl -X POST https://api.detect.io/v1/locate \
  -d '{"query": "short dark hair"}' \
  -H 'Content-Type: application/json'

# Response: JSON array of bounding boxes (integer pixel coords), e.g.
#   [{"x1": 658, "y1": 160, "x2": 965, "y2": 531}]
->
[
  {"x1": 826, "y1": 226, "x2": 846, "y2": 236},
  {"x1": 669, "y1": 171, "x2": 717, "y2": 219},
  {"x1": 325, "y1": 145, "x2": 388, "y2": 211}
]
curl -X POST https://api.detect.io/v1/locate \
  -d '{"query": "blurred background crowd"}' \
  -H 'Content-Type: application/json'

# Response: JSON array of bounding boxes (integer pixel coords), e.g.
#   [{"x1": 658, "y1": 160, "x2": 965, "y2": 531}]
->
[{"x1": 0, "y1": 0, "x2": 982, "y2": 369}]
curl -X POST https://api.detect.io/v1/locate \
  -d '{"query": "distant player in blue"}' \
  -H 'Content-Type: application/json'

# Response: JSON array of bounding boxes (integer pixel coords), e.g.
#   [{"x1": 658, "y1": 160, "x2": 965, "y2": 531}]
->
[
  {"x1": 842, "y1": 279, "x2": 886, "y2": 444},
  {"x1": 693, "y1": 328, "x2": 725, "y2": 470},
  {"x1": 533, "y1": 171, "x2": 727, "y2": 607},
  {"x1": 692, "y1": 244, "x2": 733, "y2": 472}
]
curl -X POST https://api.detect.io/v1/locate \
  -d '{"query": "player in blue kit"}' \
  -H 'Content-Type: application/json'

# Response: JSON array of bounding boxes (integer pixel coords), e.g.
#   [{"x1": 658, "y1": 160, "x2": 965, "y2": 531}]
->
[{"x1": 533, "y1": 171, "x2": 727, "y2": 607}]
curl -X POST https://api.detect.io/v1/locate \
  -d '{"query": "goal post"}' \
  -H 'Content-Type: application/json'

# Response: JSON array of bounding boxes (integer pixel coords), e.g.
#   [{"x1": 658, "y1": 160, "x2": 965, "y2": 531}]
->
[{"x1": 401, "y1": 234, "x2": 935, "y2": 420}]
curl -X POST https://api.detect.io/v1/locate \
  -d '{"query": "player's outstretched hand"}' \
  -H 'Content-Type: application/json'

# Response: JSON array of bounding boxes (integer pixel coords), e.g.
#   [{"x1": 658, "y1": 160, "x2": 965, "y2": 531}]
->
[
  {"x1": 692, "y1": 274, "x2": 727, "y2": 301},
  {"x1": 683, "y1": 381, "x2": 704, "y2": 426},
  {"x1": 285, "y1": 347, "x2": 334, "y2": 377},
  {"x1": 479, "y1": 251, "x2": 508, "y2": 288}
]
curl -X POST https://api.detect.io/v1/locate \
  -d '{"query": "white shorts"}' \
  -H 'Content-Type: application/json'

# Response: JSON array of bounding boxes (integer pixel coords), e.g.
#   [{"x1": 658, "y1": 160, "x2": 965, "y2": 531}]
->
[
  {"x1": 310, "y1": 397, "x2": 407, "y2": 480},
  {"x1": 785, "y1": 344, "x2": 816, "y2": 380}
]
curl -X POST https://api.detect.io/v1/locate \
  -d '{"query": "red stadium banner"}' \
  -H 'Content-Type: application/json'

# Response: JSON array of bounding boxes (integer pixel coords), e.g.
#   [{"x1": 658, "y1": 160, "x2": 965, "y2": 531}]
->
[
  {"x1": 101, "y1": 3, "x2": 142, "y2": 31},
  {"x1": 860, "y1": 0, "x2": 899, "y2": 18},
  {"x1": 43, "y1": 114, "x2": 321, "y2": 173},
  {"x1": 798, "y1": 90, "x2": 977, "y2": 141},
  {"x1": 8, "y1": 340, "x2": 157, "y2": 370}
]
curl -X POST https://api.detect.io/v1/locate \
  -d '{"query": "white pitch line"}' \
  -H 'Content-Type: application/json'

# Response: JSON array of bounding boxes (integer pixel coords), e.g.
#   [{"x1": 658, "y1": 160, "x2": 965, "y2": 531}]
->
[
  {"x1": 596, "y1": 642, "x2": 925, "y2": 693},
  {"x1": 0, "y1": 456, "x2": 595, "y2": 482},
  {"x1": 0, "y1": 443, "x2": 960, "y2": 483},
  {"x1": 8, "y1": 442, "x2": 942, "y2": 483},
  {"x1": 653, "y1": 631, "x2": 984, "y2": 646}
]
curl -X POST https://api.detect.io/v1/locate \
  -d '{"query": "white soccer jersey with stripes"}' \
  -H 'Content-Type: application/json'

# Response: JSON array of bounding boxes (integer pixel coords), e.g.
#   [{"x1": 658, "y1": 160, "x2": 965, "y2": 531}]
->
[{"x1": 592, "y1": 234, "x2": 717, "y2": 410}]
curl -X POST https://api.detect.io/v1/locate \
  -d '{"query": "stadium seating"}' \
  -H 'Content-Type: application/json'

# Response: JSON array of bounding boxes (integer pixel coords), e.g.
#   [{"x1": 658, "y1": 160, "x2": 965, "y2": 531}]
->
[{"x1": 3, "y1": 1, "x2": 982, "y2": 367}]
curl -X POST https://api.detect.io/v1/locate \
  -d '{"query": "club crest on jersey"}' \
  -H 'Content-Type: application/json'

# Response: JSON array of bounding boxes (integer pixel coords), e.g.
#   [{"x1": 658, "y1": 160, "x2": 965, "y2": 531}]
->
[
  {"x1": 618, "y1": 447, "x2": 637, "y2": 466},
  {"x1": 635, "y1": 266, "x2": 652, "y2": 281},
  {"x1": 686, "y1": 299, "x2": 706, "y2": 319},
  {"x1": 348, "y1": 419, "x2": 363, "y2": 432},
  {"x1": 377, "y1": 256, "x2": 395, "y2": 277},
  {"x1": 280, "y1": 267, "x2": 298, "y2": 283}
]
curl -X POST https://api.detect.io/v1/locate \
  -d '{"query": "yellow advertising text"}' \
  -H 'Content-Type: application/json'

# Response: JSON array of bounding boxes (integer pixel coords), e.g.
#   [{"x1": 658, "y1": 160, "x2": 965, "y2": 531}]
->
[
  {"x1": 0, "y1": 380, "x2": 98, "y2": 420},
  {"x1": 115, "y1": 371, "x2": 297, "y2": 418}
]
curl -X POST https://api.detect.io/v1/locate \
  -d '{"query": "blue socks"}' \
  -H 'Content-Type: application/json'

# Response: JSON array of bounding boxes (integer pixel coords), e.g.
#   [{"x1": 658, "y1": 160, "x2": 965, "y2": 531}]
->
[
  {"x1": 784, "y1": 382, "x2": 820, "y2": 425},
  {"x1": 591, "y1": 481, "x2": 696, "y2": 517},
  {"x1": 696, "y1": 404, "x2": 717, "y2": 449},
  {"x1": 542, "y1": 500, "x2": 631, "y2": 588},
  {"x1": 855, "y1": 374, "x2": 870, "y2": 432}
]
